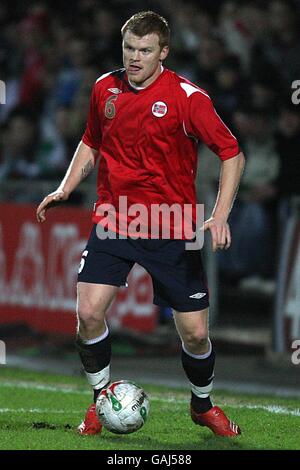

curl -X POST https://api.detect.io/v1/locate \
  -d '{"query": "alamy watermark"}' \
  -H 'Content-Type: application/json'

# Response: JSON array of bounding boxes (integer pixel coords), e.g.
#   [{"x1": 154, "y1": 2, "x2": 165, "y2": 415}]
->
[
  {"x1": 291, "y1": 340, "x2": 300, "y2": 365},
  {"x1": 0, "y1": 340, "x2": 6, "y2": 365},
  {"x1": 0, "y1": 80, "x2": 6, "y2": 105},
  {"x1": 291, "y1": 80, "x2": 300, "y2": 105},
  {"x1": 94, "y1": 196, "x2": 204, "y2": 250}
]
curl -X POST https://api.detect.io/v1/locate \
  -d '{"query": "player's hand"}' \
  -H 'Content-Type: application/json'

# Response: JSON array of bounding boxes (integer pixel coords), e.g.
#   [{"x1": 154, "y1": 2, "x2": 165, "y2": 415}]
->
[
  {"x1": 36, "y1": 189, "x2": 69, "y2": 223},
  {"x1": 201, "y1": 216, "x2": 231, "y2": 252}
]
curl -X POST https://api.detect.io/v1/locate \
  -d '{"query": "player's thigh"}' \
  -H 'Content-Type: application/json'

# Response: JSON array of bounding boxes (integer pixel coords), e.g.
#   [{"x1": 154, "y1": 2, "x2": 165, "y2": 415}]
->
[
  {"x1": 76, "y1": 282, "x2": 118, "y2": 322},
  {"x1": 173, "y1": 308, "x2": 209, "y2": 342},
  {"x1": 142, "y1": 239, "x2": 209, "y2": 313}
]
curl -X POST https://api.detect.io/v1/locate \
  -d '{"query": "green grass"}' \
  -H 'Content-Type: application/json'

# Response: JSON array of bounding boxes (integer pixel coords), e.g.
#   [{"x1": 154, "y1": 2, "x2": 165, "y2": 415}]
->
[{"x1": 0, "y1": 366, "x2": 299, "y2": 450}]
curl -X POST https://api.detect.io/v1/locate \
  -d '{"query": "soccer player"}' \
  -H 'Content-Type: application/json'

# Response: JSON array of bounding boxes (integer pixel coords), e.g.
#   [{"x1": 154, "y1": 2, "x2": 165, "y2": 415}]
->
[{"x1": 37, "y1": 11, "x2": 245, "y2": 437}]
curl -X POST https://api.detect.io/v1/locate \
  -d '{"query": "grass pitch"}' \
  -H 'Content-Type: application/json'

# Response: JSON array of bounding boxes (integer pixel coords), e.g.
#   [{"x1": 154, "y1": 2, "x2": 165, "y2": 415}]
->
[{"x1": 0, "y1": 366, "x2": 299, "y2": 450}]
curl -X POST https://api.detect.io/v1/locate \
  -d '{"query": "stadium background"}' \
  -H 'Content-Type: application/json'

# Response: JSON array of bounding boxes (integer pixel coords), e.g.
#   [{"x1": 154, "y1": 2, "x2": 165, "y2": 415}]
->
[{"x1": 0, "y1": 0, "x2": 300, "y2": 397}]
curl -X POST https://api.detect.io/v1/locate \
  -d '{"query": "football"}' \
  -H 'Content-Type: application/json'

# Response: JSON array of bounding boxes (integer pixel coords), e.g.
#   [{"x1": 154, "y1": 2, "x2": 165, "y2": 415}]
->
[{"x1": 96, "y1": 380, "x2": 150, "y2": 434}]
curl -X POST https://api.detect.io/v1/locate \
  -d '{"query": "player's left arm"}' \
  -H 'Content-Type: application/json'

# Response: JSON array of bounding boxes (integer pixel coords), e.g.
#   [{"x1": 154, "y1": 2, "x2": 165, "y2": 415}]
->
[
  {"x1": 203, "y1": 151, "x2": 245, "y2": 252},
  {"x1": 184, "y1": 89, "x2": 245, "y2": 251}
]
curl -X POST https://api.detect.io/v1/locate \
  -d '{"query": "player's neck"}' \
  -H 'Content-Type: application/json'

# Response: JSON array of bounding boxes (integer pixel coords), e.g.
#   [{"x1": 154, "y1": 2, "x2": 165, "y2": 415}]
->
[
  {"x1": 128, "y1": 64, "x2": 164, "y2": 90},
  {"x1": 128, "y1": 80, "x2": 146, "y2": 90}
]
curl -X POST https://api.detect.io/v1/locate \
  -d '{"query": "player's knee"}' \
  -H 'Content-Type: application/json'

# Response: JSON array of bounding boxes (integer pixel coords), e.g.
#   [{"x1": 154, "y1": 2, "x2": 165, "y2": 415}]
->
[
  {"x1": 76, "y1": 302, "x2": 104, "y2": 329},
  {"x1": 183, "y1": 331, "x2": 209, "y2": 353}
]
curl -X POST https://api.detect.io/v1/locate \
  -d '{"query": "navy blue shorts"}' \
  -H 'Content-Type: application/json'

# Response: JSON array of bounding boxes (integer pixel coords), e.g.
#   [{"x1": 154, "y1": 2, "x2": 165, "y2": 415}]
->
[{"x1": 78, "y1": 225, "x2": 209, "y2": 312}]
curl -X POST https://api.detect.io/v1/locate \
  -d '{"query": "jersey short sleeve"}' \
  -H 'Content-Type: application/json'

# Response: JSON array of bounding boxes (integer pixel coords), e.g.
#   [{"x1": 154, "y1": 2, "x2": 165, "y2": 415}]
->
[
  {"x1": 184, "y1": 89, "x2": 239, "y2": 161},
  {"x1": 82, "y1": 83, "x2": 102, "y2": 151}
]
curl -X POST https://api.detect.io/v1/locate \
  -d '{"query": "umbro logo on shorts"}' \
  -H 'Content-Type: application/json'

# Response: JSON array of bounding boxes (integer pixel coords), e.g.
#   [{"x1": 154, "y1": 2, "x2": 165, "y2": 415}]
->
[{"x1": 189, "y1": 292, "x2": 206, "y2": 299}]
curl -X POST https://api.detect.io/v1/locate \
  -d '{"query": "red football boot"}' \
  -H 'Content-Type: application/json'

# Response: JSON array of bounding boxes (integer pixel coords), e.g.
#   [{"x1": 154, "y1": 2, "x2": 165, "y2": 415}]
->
[
  {"x1": 77, "y1": 404, "x2": 102, "y2": 435},
  {"x1": 191, "y1": 405, "x2": 241, "y2": 437}
]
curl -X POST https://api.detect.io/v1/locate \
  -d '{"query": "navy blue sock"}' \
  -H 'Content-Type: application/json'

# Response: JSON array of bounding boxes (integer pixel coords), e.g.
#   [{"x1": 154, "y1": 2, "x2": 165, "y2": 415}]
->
[
  {"x1": 181, "y1": 342, "x2": 215, "y2": 414},
  {"x1": 75, "y1": 333, "x2": 111, "y2": 403}
]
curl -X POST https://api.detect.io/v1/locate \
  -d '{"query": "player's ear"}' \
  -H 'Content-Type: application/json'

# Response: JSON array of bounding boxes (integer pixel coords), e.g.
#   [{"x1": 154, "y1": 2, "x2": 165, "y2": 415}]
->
[{"x1": 160, "y1": 46, "x2": 169, "y2": 61}]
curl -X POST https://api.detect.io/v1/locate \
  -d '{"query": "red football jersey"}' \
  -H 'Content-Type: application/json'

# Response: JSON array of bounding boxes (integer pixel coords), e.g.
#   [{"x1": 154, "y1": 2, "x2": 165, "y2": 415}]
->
[{"x1": 82, "y1": 68, "x2": 239, "y2": 238}]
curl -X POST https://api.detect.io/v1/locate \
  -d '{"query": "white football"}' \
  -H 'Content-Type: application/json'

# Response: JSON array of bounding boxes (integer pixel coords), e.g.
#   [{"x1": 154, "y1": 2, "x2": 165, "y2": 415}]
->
[{"x1": 96, "y1": 380, "x2": 150, "y2": 434}]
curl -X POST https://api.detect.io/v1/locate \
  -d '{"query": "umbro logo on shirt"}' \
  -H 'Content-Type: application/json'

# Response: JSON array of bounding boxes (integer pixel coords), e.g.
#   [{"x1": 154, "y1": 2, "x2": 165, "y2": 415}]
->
[
  {"x1": 108, "y1": 88, "x2": 122, "y2": 94},
  {"x1": 189, "y1": 292, "x2": 207, "y2": 299}
]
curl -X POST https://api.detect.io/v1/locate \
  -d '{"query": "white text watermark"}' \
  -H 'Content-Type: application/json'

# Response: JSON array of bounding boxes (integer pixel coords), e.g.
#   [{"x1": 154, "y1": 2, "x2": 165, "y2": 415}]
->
[
  {"x1": 94, "y1": 197, "x2": 205, "y2": 250},
  {"x1": 0, "y1": 340, "x2": 6, "y2": 364},
  {"x1": 291, "y1": 80, "x2": 300, "y2": 105},
  {"x1": 291, "y1": 339, "x2": 300, "y2": 365},
  {"x1": 0, "y1": 80, "x2": 6, "y2": 105}
]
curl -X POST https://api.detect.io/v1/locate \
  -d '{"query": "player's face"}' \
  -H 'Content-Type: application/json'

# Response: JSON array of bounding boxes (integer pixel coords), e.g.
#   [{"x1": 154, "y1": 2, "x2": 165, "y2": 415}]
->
[{"x1": 123, "y1": 32, "x2": 169, "y2": 88}]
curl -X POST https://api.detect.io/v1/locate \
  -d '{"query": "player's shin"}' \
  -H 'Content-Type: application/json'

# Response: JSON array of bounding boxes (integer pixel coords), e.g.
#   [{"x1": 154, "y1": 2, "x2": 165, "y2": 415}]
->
[
  {"x1": 181, "y1": 339, "x2": 215, "y2": 413},
  {"x1": 75, "y1": 326, "x2": 111, "y2": 402}
]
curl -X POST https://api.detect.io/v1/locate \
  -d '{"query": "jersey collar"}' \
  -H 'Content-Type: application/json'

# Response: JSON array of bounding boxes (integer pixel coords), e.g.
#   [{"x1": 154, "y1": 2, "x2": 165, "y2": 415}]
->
[{"x1": 125, "y1": 65, "x2": 166, "y2": 93}]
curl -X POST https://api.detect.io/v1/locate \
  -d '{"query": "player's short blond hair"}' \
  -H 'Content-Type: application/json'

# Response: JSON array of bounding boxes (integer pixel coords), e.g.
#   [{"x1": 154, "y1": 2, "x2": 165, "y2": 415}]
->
[{"x1": 121, "y1": 11, "x2": 170, "y2": 49}]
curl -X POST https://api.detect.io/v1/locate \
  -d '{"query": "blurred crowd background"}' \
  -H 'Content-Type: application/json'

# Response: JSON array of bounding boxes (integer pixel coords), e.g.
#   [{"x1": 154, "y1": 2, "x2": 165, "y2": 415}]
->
[{"x1": 0, "y1": 0, "x2": 300, "y2": 294}]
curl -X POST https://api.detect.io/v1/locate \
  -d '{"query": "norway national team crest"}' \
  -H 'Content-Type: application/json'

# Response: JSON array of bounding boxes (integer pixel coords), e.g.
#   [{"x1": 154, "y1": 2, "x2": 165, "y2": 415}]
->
[{"x1": 152, "y1": 101, "x2": 168, "y2": 118}]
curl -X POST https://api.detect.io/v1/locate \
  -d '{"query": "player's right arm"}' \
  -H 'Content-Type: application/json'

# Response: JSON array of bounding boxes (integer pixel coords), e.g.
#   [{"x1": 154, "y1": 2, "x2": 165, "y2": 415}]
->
[
  {"x1": 36, "y1": 140, "x2": 99, "y2": 223},
  {"x1": 37, "y1": 79, "x2": 102, "y2": 223}
]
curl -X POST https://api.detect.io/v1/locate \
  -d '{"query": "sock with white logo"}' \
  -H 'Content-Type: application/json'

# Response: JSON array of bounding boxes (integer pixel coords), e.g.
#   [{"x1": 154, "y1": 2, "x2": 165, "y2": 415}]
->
[
  {"x1": 181, "y1": 339, "x2": 215, "y2": 414},
  {"x1": 75, "y1": 326, "x2": 111, "y2": 403}
]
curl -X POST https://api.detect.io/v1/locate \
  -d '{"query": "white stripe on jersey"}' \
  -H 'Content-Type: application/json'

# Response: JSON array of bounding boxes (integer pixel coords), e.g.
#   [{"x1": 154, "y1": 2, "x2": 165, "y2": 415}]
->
[
  {"x1": 213, "y1": 108, "x2": 238, "y2": 140},
  {"x1": 182, "y1": 120, "x2": 198, "y2": 140},
  {"x1": 180, "y1": 82, "x2": 210, "y2": 99},
  {"x1": 180, "y1": 82, "x2": 238, "y2": 143},
  {"x1": 96, "y1": 71, "x2": 114, "y2": 83}
]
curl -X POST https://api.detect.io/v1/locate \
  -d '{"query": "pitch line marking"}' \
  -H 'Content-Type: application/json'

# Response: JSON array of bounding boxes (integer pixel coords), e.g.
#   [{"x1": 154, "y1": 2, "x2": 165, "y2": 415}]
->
[
  {"x1": 0, "y1": 408, "x2": 81, "y2": 414},
  {"x1": 1, "y1": 380, "x2": 300, "y2": 418}
]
